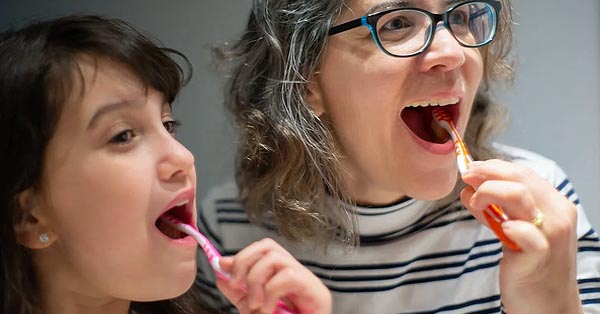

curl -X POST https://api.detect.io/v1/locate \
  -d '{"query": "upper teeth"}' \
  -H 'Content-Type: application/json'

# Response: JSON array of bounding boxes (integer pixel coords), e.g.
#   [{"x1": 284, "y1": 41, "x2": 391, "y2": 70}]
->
[
  {"x1": 175, "y1": 200, "x2": 189, "y2": 207},
  {"x1": 406, "y1": 97, "x2": 459, "y2": 108}
]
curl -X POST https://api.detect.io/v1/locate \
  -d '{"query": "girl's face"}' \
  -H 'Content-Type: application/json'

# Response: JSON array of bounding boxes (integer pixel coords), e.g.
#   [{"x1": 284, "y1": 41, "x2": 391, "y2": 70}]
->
[
  {"x1": 31, "y1": 58, "x2": 197, "y2": 305},
  {"x1": 309, "y1": 0, "x2": 484, "y2": 205}
]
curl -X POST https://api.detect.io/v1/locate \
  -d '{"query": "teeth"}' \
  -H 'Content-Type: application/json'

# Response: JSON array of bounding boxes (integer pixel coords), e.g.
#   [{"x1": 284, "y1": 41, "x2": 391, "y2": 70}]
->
[
  {"x1": 174, "y1": 200, "x2": 188, "y2": 207},
  {"x1": 406, "y1": 97, "x2": 459, "y2": 108}
]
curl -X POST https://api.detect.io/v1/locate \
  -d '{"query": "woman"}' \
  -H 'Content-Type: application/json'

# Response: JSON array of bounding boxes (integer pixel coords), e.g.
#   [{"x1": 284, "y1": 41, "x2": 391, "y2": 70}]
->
[{"x1": 200, "y1": 0, "x2": 600, "y2": 313}]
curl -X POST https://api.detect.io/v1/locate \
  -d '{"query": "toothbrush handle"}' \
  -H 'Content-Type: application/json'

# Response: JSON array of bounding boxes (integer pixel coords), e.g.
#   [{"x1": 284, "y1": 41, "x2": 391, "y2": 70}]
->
[{"x1": 484, "y1": 204, "x2": 520, "y2": 251}]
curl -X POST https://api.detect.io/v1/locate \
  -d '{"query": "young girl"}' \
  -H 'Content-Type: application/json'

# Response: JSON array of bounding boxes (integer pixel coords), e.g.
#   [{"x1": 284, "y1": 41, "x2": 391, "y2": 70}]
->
[
  {"x1": 200, "y1": 0, "x2": 600, "y2": 313},
  {"x1": 0, "y1": 15, "x2": 331, "y2": 314}
]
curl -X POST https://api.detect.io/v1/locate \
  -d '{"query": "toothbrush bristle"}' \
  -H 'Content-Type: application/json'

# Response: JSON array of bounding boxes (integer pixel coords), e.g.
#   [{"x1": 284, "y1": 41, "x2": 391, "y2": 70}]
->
[{"x1": 432, "y1": 108, "x2": 453, "y2": 123}]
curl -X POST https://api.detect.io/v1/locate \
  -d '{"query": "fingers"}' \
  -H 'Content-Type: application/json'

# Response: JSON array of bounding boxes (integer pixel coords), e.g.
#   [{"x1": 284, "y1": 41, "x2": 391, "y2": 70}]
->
[
  {"x1": 501, "y1": 220, "x2": 549, "y2": 253},
  {"x1": 459, "y1": 159, "x2": 579, "y2": 263},
  {"x1": 217, "y1": 238, "x2": 331, "y2": 314},
  {"x1": 227, "y1": 239, "x2": 279, "y2": 289},
  {"x1": 460, "y1": 178, "x2": 537, "y2": 222},
  {"x1": 216, "y1": 276, "x2": 252, "y2": 314},
  {"x1": 262, "y1": 261, "x2": 330, "y2": 314},
  {"x1": 244, "y1": 247, "x2": 289, "y2": 311},
  {"x1": 460, "y1": 159, "x2": 576, "y2": 227}
]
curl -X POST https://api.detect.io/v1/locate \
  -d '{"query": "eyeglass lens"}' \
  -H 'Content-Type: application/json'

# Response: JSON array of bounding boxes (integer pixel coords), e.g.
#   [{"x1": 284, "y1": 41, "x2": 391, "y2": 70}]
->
[{"x1": 375, "y1": 2, "x2": 496, "y2": 56}]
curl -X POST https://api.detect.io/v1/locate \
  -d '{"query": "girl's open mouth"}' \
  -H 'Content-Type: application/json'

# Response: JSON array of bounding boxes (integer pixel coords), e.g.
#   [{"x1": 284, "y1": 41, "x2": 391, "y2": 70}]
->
[{"x1": 155, "y1": 204, "x2": 192, "y2": 239}]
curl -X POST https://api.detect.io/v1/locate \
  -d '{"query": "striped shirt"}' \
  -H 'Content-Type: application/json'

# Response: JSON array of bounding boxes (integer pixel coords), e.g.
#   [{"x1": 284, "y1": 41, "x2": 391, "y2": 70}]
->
[{"x1": 197, "y1": 145, "x2": 600, "y2": 313}]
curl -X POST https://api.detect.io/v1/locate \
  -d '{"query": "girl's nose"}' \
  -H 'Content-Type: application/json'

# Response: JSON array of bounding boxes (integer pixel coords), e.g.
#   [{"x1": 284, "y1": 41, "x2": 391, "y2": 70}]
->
[{"x1": 157, "y1": 135, "x2": 195, "y2": 182}]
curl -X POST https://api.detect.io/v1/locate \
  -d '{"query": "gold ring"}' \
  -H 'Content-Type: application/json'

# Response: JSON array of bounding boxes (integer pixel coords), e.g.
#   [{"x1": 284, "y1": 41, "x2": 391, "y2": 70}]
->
[{"x1": 530, "y1": 210, "x2": 544, "y2": 228}]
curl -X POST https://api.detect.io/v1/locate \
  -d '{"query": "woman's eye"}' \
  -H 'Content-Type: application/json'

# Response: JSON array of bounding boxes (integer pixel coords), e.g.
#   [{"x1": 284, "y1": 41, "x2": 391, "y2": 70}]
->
[
  {"x1": 163, "y1": 120, "x2": 181, "y2": 136},
  {"x1": 382, "y1": 16, "x2": 413, "y2": 32},
  {"x1": 110, "y1": 130, "x2": 135, "y2": 144},
  {"x1": 449, "y1": 11, "x2": 469, "y2": 26}
]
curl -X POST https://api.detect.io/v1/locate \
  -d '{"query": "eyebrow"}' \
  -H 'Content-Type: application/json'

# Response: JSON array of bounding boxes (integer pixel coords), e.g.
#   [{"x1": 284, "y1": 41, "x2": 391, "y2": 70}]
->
[
  {"x1": 368, "y1": 0, "x2": 466, "y2": 14},
  {"x1": 87, "y1": 100, "x2": 139, "y2": 130},
  {"x1": 445, "y1": 0, "x2": 467, "y2": 6},
  {"x1": 368, "y1": 0, "x2": 409, "y2": 14}
]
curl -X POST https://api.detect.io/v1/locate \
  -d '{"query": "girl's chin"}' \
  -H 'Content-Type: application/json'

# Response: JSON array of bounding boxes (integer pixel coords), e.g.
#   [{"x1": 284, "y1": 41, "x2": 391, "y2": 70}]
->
[{"x1": 130, "y1": 277, "x2": 195, "y2": 302}]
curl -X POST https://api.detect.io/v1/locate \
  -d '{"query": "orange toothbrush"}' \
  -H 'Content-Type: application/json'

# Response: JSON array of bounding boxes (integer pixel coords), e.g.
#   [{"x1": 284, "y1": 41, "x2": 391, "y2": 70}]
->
[{"x1": 432, "y1": 108, "x2": 519, "y2": 250}]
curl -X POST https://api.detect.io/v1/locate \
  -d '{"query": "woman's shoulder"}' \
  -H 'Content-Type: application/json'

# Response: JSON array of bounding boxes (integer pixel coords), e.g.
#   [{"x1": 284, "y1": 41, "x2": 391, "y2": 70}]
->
[{"x1": 493, "y1": 143, "x2": 565, "y2": 183}]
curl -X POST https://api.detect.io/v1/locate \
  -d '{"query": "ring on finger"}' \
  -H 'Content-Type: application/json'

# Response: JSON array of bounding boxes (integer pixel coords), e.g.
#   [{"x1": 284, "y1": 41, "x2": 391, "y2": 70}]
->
[{"x1": 530, "y1": 210, "x2": 544, "y2": 228}]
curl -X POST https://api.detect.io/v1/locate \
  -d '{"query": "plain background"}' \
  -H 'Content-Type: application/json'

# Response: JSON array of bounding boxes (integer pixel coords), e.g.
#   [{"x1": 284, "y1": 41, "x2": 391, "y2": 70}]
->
[{"x1": 1, "y1": 1, "x2": 599, "y2": 226}]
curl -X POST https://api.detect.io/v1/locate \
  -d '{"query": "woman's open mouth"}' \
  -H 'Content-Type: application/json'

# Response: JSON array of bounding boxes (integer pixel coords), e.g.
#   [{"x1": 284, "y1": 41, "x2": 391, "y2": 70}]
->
[{"x1": 400, "y1": 99, "x2": 459, "y2": 144}]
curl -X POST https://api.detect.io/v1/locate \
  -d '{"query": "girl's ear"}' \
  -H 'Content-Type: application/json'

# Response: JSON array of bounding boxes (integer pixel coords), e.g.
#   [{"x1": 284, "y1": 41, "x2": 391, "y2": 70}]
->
[
  {"x1": 14, "y1": 189, "x2": 56, "y2": 249},
  {"x1": 305, "y1": 71, "x2": 325, "y2": 116}
]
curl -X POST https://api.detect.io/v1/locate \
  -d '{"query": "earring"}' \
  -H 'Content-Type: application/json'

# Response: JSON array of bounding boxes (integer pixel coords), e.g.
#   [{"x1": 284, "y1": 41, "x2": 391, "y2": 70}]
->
[{"x1": 39, "y1": 233, "x2": 49, "y2": 243}]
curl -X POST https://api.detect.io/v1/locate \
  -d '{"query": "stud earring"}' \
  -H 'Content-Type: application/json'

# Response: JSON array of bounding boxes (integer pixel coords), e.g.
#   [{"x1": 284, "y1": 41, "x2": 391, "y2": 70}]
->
[{"x1": 39, "y1": 233, "x2": 49, "y2": 243}]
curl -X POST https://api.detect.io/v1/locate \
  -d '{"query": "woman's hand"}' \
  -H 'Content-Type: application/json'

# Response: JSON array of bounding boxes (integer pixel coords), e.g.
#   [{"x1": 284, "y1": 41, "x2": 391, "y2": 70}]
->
[
  {"x1": 460, "y1": 159, "x2": 582, "y2": 314},
  {"x1": 216, "y1": 238, "x2": 332, "y2": 314}
]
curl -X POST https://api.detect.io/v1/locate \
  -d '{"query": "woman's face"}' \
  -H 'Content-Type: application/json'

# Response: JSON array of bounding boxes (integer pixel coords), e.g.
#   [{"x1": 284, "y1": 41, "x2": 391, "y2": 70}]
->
[
  {"x1": 310, "y1": 0, "x2": 484, "y2": 205},
  {"x1": 32, "y1": 58, "x2": 198, "y2": 304}
]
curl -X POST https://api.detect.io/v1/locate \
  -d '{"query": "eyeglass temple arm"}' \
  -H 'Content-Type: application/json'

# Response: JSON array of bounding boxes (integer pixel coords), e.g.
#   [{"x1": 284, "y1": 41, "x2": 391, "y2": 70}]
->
[{"x1": 329, "y1": 17, "x2": 365, "y2": 36}]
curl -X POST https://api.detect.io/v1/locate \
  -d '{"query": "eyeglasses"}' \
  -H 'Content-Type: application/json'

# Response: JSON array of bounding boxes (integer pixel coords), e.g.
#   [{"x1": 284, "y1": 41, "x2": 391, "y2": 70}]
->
[{"x1": 328, "y1": 0, "x2": 502, "y2": 57}]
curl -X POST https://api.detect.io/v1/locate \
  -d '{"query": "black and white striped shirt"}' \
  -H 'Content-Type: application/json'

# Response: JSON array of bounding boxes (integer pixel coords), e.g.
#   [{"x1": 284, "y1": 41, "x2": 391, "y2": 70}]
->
[{"x1": 197, "y1": 145, "x2": 600, "y2": 313}]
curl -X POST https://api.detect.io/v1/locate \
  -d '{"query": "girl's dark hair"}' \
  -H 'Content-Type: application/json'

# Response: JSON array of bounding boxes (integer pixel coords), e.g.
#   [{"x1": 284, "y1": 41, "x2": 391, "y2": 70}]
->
[{"x1": 0, "y1": 15, "x2": 215, "y2": 314}]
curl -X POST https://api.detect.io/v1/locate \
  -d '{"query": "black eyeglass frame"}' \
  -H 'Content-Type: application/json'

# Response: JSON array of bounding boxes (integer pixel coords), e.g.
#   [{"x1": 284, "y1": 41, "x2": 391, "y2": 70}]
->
[{"x1": 328, "y1": 0, "x2": 502, "y2": 58}]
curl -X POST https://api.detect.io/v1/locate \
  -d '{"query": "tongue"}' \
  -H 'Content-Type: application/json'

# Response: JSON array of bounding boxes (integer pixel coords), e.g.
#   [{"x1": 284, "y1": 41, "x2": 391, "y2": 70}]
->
[{"x1": 401, "y1": 106, "x2": 450, "y2": 143}]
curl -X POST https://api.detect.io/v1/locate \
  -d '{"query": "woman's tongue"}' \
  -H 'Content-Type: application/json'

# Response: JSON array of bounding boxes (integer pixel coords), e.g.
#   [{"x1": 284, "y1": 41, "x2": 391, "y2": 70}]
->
[{"x1": 401, "y1": 106, "x2": 449, "y2": 143}]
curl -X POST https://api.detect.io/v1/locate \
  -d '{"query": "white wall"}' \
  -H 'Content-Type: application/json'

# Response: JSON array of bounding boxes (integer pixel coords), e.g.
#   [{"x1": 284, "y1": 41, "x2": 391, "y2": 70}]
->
[
  {"x1": 1, "y1": 0, "x2": 599, "y2": 227},
  {"x1": 495, "y1": 0, "x2": 600, "y2": 226}
]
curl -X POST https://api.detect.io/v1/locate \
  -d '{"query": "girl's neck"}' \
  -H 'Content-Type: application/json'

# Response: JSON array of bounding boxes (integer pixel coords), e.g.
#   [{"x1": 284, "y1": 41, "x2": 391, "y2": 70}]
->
[
  {"x1": 39, "y1": 280, "x2": 130, "y2": 314},
  {"x1": 34, "y1": 251, "x2": 131, "y2": 314}
]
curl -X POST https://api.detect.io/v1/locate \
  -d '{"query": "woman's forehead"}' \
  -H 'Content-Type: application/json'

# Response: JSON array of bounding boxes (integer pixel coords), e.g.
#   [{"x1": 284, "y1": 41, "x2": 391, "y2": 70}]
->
[{"x1": 343, "y1": 0, "x2": 457, "y2": 15}]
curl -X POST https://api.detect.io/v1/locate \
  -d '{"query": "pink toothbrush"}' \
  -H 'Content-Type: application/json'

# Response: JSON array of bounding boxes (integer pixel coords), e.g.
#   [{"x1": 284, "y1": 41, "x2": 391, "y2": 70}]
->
[
  {"x1": 432, "y1": 108, "x2": 520, "y2": 251},
  {"x1": 160, "y1": 215, "x2": 296, "y2": 313}
]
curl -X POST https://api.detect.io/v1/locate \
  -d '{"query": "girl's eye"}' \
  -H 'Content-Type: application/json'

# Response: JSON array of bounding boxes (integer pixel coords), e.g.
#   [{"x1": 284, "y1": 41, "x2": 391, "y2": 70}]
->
[
  {"x1": 110, "y1": 130, "x2": 136, "y2": 145},
  {"x1": 163, "y1": 120, "x2": 181, "y2": 136}
]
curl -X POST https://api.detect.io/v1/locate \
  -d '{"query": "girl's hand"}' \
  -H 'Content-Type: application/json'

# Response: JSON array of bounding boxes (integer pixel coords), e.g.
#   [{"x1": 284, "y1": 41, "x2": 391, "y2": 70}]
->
[
  {"x1": 460, "y1": 159, "x2": 582, "y2": 314},
  {"x1": 216, "y1": 238, "x2": 332, "y2": 314}
]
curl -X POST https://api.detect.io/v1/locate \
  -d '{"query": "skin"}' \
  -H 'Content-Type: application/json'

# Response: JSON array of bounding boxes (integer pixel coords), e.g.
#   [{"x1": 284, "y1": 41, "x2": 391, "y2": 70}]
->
[
  {"x1": 217, "y1": 239, "x2": 333, "y2": 314},
  {"x1": 14, "y1": 57, "x2": 333, "y2": 314},
  {"x1": 17, "y1": 57, "x2": 198, "y2": 314},
  {"x1": 308, "y1": 0, "x2": 482, "y2": 205},
  {"x1": 308, "y1": 0, "x2": 583, "y2": 313}
]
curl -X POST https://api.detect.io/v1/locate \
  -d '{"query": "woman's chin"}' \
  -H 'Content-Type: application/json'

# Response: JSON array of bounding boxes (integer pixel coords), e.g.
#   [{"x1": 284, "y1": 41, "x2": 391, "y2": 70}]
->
[{"x1": 409, "y1": 177, "x2": 459, "y2": 201}]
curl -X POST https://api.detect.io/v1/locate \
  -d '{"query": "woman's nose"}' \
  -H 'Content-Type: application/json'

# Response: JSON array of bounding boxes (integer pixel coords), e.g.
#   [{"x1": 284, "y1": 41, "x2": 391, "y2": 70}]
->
[{"x1": 418, "y1": 23, "x2": 466, "y2": 72}]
